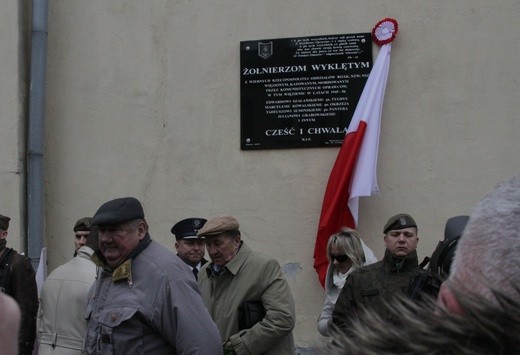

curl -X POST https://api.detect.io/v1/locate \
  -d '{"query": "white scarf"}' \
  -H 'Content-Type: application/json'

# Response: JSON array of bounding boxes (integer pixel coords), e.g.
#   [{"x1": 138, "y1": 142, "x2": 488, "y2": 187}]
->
[{"x1": 332, "y1": 269, "x2": 350, "y2": 289}]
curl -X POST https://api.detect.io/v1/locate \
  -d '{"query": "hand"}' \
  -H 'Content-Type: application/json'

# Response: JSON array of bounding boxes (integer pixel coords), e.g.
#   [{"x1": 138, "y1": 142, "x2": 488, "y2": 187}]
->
[{"x1": 222, "y1": 338, "x2": 237, "y2": 355}]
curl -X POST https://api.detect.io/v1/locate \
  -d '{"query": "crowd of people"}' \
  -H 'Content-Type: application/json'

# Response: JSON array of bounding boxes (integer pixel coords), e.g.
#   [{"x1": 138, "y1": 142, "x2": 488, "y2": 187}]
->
[
  {"x1": 0, "y1": 173, "x2": 518, "y2": 354},
  {"x1": 328, "y1": 173, "x2": 520, "y2": 354}
]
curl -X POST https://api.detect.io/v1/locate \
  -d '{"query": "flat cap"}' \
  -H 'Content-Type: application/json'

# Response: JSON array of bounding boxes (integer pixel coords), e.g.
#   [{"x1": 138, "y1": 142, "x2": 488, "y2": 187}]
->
[
  {"x1": 171, "y1": 218, "x2": 207, "y2": 240},
  {"x1": 197, "y1": 214, "x2": 239, "y2": 236},
  {"x1": 91, "y1": 197, "x2": 144, "y2": 226},
  {"x1": 74, "y1": 217, "x2": 92, "y2": 232},
  {"x1": 0, "y1": 214, "x2": 11, "y2": 230},
  {"x1": 383, "y1": 213, "x2": 417, "y2": 234}
]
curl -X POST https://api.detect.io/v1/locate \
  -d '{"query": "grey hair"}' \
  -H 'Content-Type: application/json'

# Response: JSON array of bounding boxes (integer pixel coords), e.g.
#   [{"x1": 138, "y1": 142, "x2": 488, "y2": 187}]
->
[
  {"x1": 327, "y1": 227, "x2": 365, "y2": 268},
  {"x1": 449, "y1": 174, "x2": 520, "y2": 302},
  {"x1": 326, "y1": 284, "x2": 520, "y2": 355}
]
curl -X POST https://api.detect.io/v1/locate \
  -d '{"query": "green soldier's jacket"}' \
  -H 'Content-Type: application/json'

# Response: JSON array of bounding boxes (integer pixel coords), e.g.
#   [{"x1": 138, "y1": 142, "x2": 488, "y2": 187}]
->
[{"x1": 331, "y1": 248, "x2": 420, "y2": 334}]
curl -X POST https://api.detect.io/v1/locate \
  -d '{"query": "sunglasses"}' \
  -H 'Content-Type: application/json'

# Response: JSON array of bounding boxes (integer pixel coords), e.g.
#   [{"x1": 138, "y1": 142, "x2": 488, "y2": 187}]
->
[{"x1": 330, "y1": 254, "x2": 350, "y2": 262}]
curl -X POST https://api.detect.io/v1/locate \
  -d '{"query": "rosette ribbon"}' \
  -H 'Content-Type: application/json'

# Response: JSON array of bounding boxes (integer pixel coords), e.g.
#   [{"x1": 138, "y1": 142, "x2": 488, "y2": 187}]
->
[{"x1": 372, "y1": 18, "x2": 398, "y2": 46}]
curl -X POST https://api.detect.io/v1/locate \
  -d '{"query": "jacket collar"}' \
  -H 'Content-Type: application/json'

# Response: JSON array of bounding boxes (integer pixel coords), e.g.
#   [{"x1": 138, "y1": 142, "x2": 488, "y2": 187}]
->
[
  {"x1": 91, "y1": 234, "x2": 151, "y2": 283},
  {"x1": 383, "y1": 248, "x2": 418, "y2": 272},
  {"x1": 206, "y1": 241, "x2": 250, "y2": 278},
  {"x1": 76, "y1": 245, "x2": 95, "y2": 259}
]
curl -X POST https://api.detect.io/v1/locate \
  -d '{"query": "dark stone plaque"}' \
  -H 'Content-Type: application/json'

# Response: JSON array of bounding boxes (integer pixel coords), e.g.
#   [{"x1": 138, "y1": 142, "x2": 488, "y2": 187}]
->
[{"x1": 241, "y1": 33, "x2": 372, "y2": 150}]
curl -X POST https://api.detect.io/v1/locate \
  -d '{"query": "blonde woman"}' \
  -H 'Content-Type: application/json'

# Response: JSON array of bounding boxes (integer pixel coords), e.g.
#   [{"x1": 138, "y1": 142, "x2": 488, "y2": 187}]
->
[{"x1": 317, "y1": 227, "x2": 377, "y2": 336}]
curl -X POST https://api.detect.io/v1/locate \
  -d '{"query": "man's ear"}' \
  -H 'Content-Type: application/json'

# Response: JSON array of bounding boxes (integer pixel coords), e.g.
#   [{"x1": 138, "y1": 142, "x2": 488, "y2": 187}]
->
[
  {"x1": 437, "y1": 282, "x2": 464, "y2": 315},
  {"x1": 136, "y1": 220, "x2": 148, "y2": 240}
]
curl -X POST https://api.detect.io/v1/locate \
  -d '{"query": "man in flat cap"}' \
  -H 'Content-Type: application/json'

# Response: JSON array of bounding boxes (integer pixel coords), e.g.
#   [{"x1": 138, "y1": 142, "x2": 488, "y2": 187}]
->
[
  {"x1": 331, "y1": 213, "x2": 421, "y2": 335},
  {"x1": 84, "y1": 197, "x2": 222, "y2": 355},
  {"x1": 37, "y1": 225, "x2": 99, "y2": 354},
  {"x1": 73, "y1": 217, "x2": 91, "y2": 256},
  {"x1": 0, "y1": 213, "x2": 38, "y2": 355},
  {"x1": 171, "y1": 217, "x2": 208, "y2": 280},
  {"x1": 197, "y1": 214, "x2": 295, "y2": 355}
]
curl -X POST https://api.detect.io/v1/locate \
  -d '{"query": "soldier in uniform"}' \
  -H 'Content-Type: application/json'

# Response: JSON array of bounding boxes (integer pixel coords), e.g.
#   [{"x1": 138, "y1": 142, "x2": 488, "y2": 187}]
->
[
  {"x1": 0, "y1": 214, "x2": 39, "y2": 355},
  {"x1": 331, "y1": 213, "x2": 421, "y2": 334},
  {"x1": 72, "y1": 217, "x2": 91, "y2": 256},
  {"x1": 329, "y1": 175, "x2": 520, "y2": 354}
]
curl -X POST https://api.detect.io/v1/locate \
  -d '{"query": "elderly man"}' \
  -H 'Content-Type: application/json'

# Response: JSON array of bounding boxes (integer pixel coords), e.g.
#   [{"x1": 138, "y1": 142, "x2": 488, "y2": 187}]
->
[
  {"x1": 84, "y1": 197, "x2": 222, "y2": 355},
  {"x1": 73, "y1": 217, "x2": 91, "y2": 256},
  {"x1": 0, "y1": 214, "x2": 38, "y2": 355},
  {"x1": 331, "y1": 213, "x2": 421, "y2": 333},
  {"x1": 329, "y1": 175, "x2": 520, "y2": 354},
  {"x1": 197, "y1": 214, "x2": 295, "y2": 355},
  {"x1": 171, "y1": 217, "x2": 207, "y2": 280}
]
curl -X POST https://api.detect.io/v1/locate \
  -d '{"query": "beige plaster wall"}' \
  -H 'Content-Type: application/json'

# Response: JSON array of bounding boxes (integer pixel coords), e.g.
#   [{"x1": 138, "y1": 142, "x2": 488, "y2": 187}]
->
[
  {"x1": 0, "y1": 1, "x2": 26, "y2": 252},
  {"x1": 32, "y1": 0, "x2": 520, "y2": 350}
]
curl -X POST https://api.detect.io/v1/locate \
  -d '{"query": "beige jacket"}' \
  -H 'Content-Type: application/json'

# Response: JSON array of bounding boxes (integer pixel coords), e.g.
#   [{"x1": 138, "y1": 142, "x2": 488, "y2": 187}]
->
[{"x1": 37, "y1": 246, "x2": 97, "y2": 355}]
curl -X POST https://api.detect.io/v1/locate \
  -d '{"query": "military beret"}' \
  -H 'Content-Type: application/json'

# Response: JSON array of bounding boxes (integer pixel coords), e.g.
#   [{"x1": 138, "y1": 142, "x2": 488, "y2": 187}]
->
[
  {"x1": 74, "y1": 217, "x2": 92, "y2": 232},
  {"x1": 0, "y1": 214, "x2": 11, "y2": 230},
  {"x1": 383, "y1": 213, "x2": 417, "y2": 234},
  {"x1": 171, "y1": 218, "x2": 207, "y2": 240},
  {"x1": 91, "y1": 197, "x2": 144, "y2": 226},
  {"x1": 197, "y1": 214, "x2": 239, "y2": 236}
]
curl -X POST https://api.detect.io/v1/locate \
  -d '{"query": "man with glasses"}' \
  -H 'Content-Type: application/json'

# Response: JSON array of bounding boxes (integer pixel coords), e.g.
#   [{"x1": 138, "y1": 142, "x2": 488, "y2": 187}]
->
[
  {"x1": 331, "y1": 213, "x2": 421, "y2": 334},
  {"x1": 197, "y1": 214, "x2": 295, "y2": 355},
  {"x1": 84, "y1": 197, "x2": 222, "y2": 355}
]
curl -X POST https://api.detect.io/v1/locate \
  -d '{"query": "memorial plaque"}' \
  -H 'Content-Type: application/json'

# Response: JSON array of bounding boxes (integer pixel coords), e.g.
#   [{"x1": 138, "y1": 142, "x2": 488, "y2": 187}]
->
[{"x1": 241, "y1": 33, "x2": 372, "y2": 150}]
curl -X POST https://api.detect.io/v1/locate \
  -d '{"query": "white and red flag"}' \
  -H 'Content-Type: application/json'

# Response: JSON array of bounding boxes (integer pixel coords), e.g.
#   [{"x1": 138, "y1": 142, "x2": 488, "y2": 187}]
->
[{"x1": 314, "y1": 19, "x2": 398, "y2": 286}]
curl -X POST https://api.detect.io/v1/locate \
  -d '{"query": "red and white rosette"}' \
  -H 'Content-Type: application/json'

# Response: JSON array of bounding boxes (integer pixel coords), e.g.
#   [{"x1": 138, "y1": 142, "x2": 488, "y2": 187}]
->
[{"x1": 371, "y1": 18, "x2": 398, "y2": 46}]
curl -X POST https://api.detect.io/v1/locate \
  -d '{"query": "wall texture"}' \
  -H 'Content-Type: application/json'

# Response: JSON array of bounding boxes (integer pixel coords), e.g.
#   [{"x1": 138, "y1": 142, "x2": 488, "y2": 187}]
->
[
  {"x1": 0, "y1": 1, "x2": 27, "y2": 251},
  {"x1": 3, "y1": 0, "x2": 519, "y2": 351}
]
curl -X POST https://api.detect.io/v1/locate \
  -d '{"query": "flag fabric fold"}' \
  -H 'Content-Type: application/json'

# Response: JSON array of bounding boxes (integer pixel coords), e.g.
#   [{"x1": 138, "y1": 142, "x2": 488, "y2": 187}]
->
[
  {"x1": 314, "y1": 43, "x2": 393, "y2": 287},
  {"x1": 35, "y1": 247, "x2": 47, "y2": 296}
]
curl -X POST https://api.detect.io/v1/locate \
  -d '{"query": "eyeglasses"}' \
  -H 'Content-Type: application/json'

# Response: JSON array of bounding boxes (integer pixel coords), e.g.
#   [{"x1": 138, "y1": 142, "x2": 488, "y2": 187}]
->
[{"x1": 330, "y1": 254, "x2": 350, "y2": 262}]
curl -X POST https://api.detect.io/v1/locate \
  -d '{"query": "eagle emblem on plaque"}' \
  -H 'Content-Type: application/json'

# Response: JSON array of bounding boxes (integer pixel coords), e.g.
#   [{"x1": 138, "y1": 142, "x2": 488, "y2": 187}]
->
[{"x1": 258, "y1": 41, "x2": 273, "y2": 59}]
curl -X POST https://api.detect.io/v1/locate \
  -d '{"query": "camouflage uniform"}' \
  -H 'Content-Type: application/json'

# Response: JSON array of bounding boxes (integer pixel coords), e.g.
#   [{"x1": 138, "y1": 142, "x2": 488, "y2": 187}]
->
[{"x1": 331, "y1": 248, "x2": 420, "y2": 333}]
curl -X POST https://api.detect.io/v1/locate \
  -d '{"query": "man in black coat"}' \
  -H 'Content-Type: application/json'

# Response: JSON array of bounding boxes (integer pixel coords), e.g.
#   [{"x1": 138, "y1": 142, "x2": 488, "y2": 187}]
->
[{"x1": 0, "y1": 214, "x2": 38, "y2": 355}]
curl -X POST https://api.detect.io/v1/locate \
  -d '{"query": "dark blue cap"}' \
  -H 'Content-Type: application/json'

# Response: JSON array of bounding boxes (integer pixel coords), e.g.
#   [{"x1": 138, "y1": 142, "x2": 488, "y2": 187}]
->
[
  {"x1": 171, "y1": 218, "x2": 207, "y2": 240},
  {"x1": 91, "y1": 197, "x2": 144, "y2": 226}
]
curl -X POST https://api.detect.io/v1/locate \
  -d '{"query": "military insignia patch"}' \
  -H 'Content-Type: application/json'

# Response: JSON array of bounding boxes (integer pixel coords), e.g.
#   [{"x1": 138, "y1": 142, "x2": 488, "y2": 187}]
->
[{"x1": 258, "y1": 41, "x2": 273, "y2": 59}]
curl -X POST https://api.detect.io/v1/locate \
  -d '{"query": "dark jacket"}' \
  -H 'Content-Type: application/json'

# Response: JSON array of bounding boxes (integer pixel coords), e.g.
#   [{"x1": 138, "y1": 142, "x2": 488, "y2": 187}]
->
[
  {"x1": 331, "y1": 248, "x2": 420, "y2": 333},
  {"x1": 0, "y1": 247, "x2": 39, "y2": 355}
]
